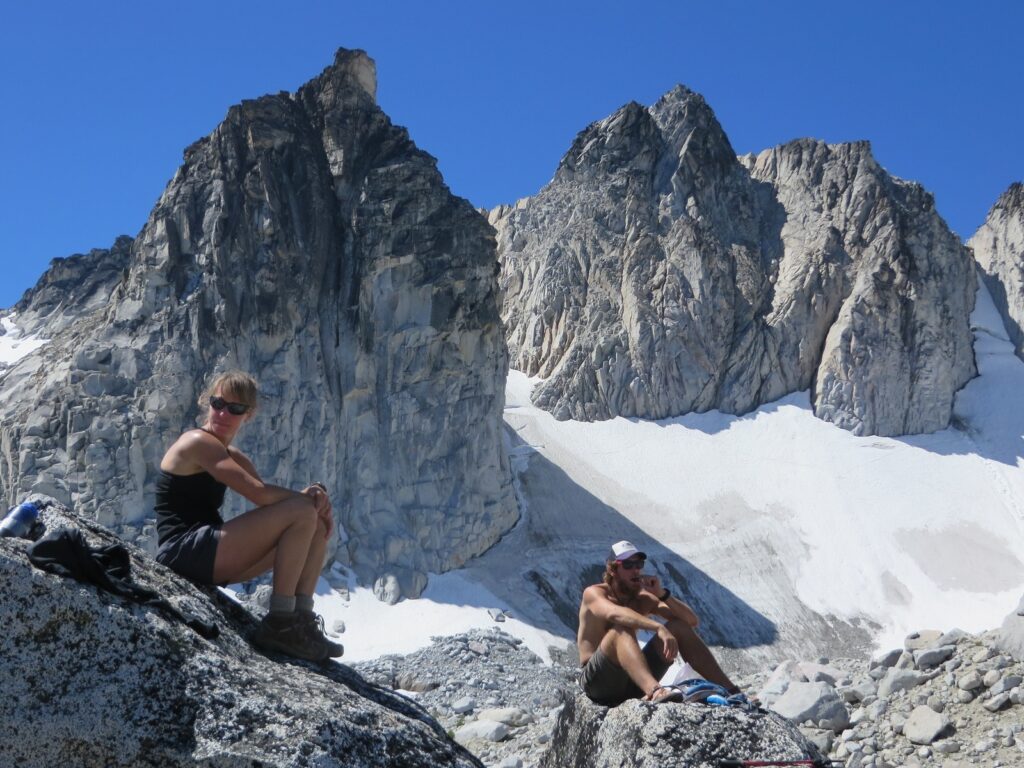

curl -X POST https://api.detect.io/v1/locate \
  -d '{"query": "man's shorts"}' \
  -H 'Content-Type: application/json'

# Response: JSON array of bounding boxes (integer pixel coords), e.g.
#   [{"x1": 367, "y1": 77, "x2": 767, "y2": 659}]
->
[
  {"x1": 580, "y1": 636, "x2": 672, "y2": 706},
  {"x1": 156, "y1": 524, "x2": 222, "y2": 585}
]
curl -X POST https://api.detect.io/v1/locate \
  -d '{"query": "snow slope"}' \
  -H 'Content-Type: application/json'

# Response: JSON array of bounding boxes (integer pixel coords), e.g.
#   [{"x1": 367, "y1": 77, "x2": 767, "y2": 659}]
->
[{"x1": 0, "y1": 314, "x2": 48, "y2": 366}]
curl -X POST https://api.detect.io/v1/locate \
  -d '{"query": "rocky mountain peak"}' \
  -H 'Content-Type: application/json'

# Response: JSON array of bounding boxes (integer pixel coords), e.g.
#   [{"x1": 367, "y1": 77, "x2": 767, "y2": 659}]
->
[{"x1": 494, "y1": 86, "x2": 975, "y2": 435}]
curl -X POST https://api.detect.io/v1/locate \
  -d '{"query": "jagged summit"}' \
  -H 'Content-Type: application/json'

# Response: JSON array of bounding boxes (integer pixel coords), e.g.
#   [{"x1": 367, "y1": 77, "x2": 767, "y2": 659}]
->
[{"x1": 493, "y1": 84, "x2": 975, "y2": 435}]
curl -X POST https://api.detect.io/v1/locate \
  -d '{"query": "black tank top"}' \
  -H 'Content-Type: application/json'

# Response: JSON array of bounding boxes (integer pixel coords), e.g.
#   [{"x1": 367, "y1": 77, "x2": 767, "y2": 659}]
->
[{"x1": 155, "y1": 470, "x2": 227, "y2": 546}]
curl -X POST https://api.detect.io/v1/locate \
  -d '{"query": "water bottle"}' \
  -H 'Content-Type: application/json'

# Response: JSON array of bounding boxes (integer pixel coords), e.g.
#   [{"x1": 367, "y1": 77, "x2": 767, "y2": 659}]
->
[{"x1": 0, "y1": 501, "x2": 40, "y2": 539}]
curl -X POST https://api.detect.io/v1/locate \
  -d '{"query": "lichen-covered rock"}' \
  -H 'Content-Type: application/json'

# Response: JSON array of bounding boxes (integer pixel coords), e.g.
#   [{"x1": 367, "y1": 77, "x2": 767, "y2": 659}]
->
[
  {"x1": 0, "y1": 499, "x2": 482, "y2": 768},
  {"x1": 969, "y1": 182, "x2": 1024, "y2": 359},
  {"x1": 539, "y1": 693, "x2": 824, "y2": 768},
  {"x1": 494, "y1": 86, "x2": 975, "y2": 436},
  {"x1": 0, "y1": 48, "x2": 517, "y2": 597}
]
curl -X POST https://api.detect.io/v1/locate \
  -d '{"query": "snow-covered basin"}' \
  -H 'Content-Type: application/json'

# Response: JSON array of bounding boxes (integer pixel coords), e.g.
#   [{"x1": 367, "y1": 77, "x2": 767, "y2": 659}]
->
[{"x1": 496, "y1": 280, "x2": 1024, "y2": 652}]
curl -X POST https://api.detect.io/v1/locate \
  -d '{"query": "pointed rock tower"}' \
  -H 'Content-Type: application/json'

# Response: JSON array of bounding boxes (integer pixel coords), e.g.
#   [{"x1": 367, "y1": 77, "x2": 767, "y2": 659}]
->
[{"x1": 0, "y1": 50, "x2": 517, "y2": 598}]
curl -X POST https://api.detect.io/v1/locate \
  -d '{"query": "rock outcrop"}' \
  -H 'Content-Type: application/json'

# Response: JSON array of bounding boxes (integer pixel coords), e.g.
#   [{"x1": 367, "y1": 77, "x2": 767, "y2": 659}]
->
[
  {"x1": 540, "y1": 693, "x2": 824, "y2": 768},
  {"x1": 969, "y1": 182, "x2": 1024, "y2": 360},
  {"x1": 0, "y1": 49, "x2": 517, "y2": 598},
  {"x1": 0, "y1": 499, "x2": 482, "y2": 767},
  {"x1": 493, "y1": 86, "x2": 975, "y2": 435}
]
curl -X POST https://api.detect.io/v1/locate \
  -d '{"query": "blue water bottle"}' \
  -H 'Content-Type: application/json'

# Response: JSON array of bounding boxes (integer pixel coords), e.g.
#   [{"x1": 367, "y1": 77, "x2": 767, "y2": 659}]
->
[{"x1": 0, "y1": 501, "x2": 40, "y2": 538}]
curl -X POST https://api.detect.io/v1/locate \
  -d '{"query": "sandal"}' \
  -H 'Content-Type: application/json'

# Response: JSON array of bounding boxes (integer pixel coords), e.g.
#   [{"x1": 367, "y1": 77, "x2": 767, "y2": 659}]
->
[{"x1": 647, "y1": 684, "x2": 684, "y2": 704}]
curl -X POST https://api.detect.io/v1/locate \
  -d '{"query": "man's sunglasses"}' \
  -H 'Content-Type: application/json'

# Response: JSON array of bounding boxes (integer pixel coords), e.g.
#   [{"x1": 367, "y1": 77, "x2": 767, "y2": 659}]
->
[
  {"x1": 209, "y1": 396, "x2": 250, "y2": 416},
  {"x1": 617, "y1": 558, "x2": 646, "y2": 571}
]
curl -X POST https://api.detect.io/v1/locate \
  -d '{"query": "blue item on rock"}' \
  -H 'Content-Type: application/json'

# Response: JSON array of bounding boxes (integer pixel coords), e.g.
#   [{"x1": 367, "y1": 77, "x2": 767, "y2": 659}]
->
[{"x1": 0, "y1": 501, "x2": 39, "y2": 539}]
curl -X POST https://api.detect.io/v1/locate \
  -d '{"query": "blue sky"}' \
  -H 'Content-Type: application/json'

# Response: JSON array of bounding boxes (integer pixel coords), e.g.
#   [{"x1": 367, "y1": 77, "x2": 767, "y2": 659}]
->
[{"x1": 2, "y1": 1, "x2": 1022, "y2": 310}]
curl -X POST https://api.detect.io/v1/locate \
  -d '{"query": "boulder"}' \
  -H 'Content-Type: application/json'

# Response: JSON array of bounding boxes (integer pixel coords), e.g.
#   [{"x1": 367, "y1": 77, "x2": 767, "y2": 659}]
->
[
  {"x1": 995, "y1": 593, "x2": 1024, "y2": 661},
  {"x1": 540, "y1": 694, "x2": 825, "y2": 768},
  {"x1": 903, "y1": 705, "x2": 949, "y2": 745},
  {"x1": 877, "y1": 667, "x2": 922, "y2": 697},
  {"x1": 0, "y1": 501, "x2": 481, "y2": 768},
  {"x1": 905, "y1": 630, "x2": 943, "y2": 651},
  {"x1": 769, "y1": 681, "x2": 850, "y2": 732},
  {"x1": 454, "y1": 720, "x2": 509, "y2": 744},
  {"x1": 913, "y1": 645, "x2": 956, "y2": 669}
]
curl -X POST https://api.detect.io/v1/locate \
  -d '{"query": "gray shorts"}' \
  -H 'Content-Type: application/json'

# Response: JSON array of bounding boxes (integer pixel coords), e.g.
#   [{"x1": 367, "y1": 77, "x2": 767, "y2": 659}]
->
[
  {"x1": 156, "y1": 524, "x2": 222, "y2": 585},
  {"x1": 580, "y1": 636, "x2": 672, "y2": 706}
]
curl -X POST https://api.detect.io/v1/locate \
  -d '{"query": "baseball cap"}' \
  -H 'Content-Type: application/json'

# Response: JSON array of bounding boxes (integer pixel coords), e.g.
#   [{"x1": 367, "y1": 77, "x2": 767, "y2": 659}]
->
[{"x1": 607, "y1": 540, "x2": 646, "y2": 563}]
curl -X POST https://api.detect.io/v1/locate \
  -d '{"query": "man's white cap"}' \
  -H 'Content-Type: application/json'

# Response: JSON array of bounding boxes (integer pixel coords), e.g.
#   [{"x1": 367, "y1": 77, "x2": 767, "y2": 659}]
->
[{"x1": 608, "y1": 540, "x2": 646, "y2": 562}]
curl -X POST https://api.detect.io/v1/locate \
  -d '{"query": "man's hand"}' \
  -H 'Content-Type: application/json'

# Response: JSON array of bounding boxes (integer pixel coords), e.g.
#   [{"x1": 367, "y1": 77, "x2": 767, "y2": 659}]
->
[
  {"x1": 640, "y1": 574, "x2": 663, "y2": 598},
  {"x1": 656, "y1": 624, "x2": 678, "y2": 662}
]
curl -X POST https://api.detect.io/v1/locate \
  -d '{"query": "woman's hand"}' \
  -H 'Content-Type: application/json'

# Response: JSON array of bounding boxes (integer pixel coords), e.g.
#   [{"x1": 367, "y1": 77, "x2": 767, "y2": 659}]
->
[{"x1": 303, "y1": 484, "x2": 334, "y2": 539}]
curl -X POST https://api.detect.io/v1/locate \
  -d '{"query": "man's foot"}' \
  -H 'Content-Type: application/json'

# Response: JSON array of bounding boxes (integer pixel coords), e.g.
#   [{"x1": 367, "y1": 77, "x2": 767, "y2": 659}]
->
[
  {"x1": 251, "y1": 612, "x2": 330, "y2": 662},
  {"x1": 297, "y1": 610, "x2": 344, "y2": 658},
  {"x1": 646, "y1": 685, "x2": 684, "y2": 704}
]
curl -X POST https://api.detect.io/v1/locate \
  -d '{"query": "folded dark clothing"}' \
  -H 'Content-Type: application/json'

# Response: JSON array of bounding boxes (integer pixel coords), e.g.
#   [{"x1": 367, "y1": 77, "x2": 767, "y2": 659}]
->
[{"x1": 28, "y1": 526, "x2": 218, "y2": 640}]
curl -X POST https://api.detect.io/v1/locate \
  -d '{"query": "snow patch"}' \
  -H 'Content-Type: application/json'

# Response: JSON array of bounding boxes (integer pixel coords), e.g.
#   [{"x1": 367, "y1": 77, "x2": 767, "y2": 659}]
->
[{"x1": 0, "y1": 313, "x2": 49, "y2": 366}]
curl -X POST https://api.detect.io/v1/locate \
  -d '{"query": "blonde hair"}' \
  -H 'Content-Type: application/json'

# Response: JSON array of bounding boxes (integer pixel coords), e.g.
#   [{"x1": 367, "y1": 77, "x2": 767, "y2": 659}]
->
[
  {"x1": 603, "y1": 561, "x2": 617, "y2": 586},
  {"x1": 200, "y1": 371, "x2": 259, "y2": 411}
]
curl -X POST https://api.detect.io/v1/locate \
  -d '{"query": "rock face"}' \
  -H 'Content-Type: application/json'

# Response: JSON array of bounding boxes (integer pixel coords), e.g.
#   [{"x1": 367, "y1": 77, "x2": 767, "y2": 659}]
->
[
  {"x1": 0, "y1": 49, "x2": 517, "y2": 597},
  {"x1": 969, "y1": 182, "x2": 1024, "y2": 359},
  {"x1": 493, "y1": 86, "x2": 975, "y2": 435},
  {"x1": 540, "y1": 693, "x2": 824, "y2": 768},
  {"x1": 0, "y1": 499, "x2": 482, "y2": 767}
]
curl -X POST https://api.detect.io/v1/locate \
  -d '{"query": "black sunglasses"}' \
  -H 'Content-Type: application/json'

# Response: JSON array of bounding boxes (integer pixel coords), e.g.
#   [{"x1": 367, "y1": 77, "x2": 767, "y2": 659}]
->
[
  {"x1": 618, "y1": 558, "x2": 645, "y2": 571},
  {"x1": 209, "y1": 396, "x2": 250, "y2": 416}
]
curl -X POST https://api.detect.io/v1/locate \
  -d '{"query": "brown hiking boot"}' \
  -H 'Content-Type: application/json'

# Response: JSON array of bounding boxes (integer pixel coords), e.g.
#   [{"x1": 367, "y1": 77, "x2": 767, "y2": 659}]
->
[
  {"x1": 298, "y1": 610, "x2": 344, "y2": 658},
  {"x1": 251, "y1": 612, "x2": 330, "y2": 662}
]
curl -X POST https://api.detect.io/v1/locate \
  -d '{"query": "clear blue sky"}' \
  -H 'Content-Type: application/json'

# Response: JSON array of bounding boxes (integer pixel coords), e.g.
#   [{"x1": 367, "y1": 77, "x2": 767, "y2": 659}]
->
[{"x1": 2, "y1": 1, "x2": 1022, "y2": 309}]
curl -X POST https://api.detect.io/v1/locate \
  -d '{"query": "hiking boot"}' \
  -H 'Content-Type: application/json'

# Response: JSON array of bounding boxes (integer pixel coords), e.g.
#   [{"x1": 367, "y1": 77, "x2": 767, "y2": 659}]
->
[
  {"x1": 297, "y1": 610, "x2": 344, "y2": 658},
  {"x1": 251, "y1": 612, "x2": 330, "y2": 662}
]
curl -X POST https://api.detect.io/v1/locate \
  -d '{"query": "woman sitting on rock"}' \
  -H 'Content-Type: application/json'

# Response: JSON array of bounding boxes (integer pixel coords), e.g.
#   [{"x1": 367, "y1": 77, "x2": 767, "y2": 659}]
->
[{"x1": 155, "y1": 370, "x2": 342, "y2": 662}]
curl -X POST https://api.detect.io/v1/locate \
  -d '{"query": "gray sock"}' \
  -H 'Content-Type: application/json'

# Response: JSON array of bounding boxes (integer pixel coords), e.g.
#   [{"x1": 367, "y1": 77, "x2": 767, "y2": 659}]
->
[
  {"x1": 269, "y1": 594, "x2": 296, "y2": 615},
  {"x1": 296, "y1": 594, "x2": 315, "y2": 613}
]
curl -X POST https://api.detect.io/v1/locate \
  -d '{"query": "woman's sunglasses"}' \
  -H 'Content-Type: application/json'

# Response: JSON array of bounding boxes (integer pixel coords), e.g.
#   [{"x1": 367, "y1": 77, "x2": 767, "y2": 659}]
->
[{"x1": 209, "y1": 396, "x2": 250, "y2": 416}]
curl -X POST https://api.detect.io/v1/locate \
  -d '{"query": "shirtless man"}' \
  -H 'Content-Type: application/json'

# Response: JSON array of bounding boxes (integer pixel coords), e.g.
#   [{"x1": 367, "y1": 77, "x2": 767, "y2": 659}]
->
[{"x1": 577, "y1": 540, "x2": 744, "y2": 705}]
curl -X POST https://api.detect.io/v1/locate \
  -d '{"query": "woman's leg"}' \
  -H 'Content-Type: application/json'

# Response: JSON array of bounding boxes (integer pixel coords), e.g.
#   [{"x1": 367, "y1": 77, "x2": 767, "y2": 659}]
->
[
  {"x1": 212, "y1": 494, "x2": 317, "y2": 594},
  {"x1": 296, "y1": 517, "x2": 329, "y2": 596}
]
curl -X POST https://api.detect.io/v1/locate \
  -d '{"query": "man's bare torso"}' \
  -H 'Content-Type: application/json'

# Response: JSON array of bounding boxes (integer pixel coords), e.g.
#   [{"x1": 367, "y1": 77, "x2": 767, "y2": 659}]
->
[{"x1": 577, "y1": 582, "x2": 652, "y2": 665}]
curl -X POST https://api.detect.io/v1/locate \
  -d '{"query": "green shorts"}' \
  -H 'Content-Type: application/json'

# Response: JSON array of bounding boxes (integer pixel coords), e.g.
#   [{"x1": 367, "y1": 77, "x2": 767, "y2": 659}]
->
[{"x1": 579, "y1": 636, "x2": 671, "y2": 706}]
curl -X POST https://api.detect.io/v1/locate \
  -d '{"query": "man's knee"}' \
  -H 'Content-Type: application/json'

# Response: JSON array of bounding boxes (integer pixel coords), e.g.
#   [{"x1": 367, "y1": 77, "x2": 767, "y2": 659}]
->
[{"x1": 599, "y1": 626, "x2": 639, "y2": 659}]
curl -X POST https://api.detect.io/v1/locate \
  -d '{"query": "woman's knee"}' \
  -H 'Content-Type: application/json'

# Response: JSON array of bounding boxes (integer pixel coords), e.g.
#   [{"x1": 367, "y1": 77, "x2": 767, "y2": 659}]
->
[{"x1": 283, "y1": 495, "x2": 318, "y2": 527}]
